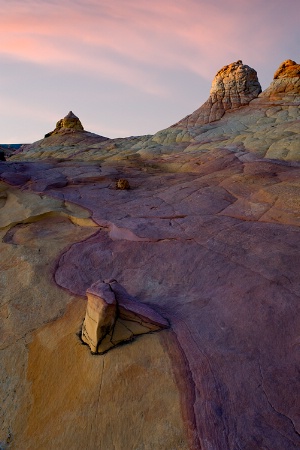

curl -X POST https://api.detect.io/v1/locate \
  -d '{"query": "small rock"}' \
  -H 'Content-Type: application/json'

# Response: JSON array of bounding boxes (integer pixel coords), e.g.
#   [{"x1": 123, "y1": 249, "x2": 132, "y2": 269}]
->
[{"x1": 116, "y1": 179, "x2": 130, "y2": 190}]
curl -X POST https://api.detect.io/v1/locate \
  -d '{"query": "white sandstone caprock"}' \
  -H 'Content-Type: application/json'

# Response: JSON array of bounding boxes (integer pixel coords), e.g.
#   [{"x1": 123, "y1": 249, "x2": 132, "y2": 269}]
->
[{"x1": 174, "y1": 60, "x2": 262, "y2": 128}]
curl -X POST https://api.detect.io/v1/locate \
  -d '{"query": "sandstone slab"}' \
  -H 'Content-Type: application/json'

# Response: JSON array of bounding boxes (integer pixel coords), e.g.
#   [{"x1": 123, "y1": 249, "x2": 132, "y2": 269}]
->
[{"x1": 82, "y1": 280, "x2": 168, "y2": 354}]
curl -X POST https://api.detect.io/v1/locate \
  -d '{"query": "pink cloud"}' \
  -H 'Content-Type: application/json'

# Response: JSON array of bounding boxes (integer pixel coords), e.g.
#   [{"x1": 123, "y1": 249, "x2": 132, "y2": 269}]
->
[{"x1": 0, "y1": 0, "x2": 299, "y2": 94}]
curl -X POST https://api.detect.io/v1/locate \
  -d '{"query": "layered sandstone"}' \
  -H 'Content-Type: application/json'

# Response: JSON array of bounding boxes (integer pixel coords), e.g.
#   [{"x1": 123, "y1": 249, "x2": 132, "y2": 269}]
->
[
  {"x1": 81, "y1": 280, "x2": 168, "y2": 354},
  {"x1": 260, "y1": 59, "x2": 300, "y2": 98},
  {"x1": 174, "y1": 60, "x2": 261, "y2": 128},
  {"x1": 81, "y1": 281, "x2": 117, "y2": 353},
  {"x1": 9, "y1": 60, "x2": 300, "y2": 163},
  {"x1": 139, "y1": 59, "x2": 300, "y2": 160}
]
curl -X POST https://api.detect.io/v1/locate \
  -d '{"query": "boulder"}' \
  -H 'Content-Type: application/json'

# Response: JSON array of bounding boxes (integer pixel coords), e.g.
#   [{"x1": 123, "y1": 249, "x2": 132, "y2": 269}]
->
[
  {"x1": 116, "y1": 178, "x2": 130, "y2": 190},
  {"x1": 81, "y1": 281, "x2": 117, "y2": 353},
  {"x1": 81, "y1": 280, "x2": 168, "y2": 354}
]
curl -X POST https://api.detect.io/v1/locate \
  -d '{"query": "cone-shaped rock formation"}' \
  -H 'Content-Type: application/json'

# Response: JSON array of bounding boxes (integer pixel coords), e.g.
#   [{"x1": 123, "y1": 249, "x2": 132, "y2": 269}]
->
[
  {"x1": 261, "y1": 59, "x2": 300, "y2": 98},
  {"x1": 175, "y1": 60, "x2": 262, "y2": 128},
  {"x1": 45, "y1": 111, "x2": 84, "y2": 137},
  {"x1": 13, "y1": 111, "x2": 109, "y2": 158}
]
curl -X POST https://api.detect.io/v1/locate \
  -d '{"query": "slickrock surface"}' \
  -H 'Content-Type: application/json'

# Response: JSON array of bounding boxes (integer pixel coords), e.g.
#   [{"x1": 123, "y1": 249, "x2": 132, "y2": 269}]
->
[
  {"x1": 1, "y1": 146, "x2": 300, "y2": 449},
  {"x1": 0, "y1": 172, "x2": 187, "y2": 450},
  {"x1": 1, "y1": 60, "x2": 300, "y2": 449}
]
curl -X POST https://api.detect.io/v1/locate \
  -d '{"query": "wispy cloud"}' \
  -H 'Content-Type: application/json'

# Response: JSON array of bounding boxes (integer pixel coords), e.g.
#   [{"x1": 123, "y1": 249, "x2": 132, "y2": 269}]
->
[
  {"x1": 0, "y1": 0, "x2": 299, "y2": 142},
  {"x1": 2, "y1": 0, "x2": 298, "y2": 93}
]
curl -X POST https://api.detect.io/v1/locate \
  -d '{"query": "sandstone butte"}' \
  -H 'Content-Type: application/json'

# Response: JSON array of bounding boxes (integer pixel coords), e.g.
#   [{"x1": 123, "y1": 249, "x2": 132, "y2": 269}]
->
[{"x1": 0, "y1": 59, "x2": 300, "y2": 450}]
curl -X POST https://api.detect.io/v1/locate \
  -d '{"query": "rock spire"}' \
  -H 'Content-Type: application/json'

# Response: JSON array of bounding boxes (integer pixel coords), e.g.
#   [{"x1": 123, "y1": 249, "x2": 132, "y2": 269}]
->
[
  {"x1": 261, "y1": 59, "x2": 300, "y2": 98},
  {"x1": 45, "y1": 111, "x2": 84, "y2": 137}
]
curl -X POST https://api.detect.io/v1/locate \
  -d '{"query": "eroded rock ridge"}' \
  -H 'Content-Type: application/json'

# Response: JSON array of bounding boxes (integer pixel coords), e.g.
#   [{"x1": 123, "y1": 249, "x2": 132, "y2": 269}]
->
[{"x1": 9, "y1": 59, "x2": 300, "y2": 163}]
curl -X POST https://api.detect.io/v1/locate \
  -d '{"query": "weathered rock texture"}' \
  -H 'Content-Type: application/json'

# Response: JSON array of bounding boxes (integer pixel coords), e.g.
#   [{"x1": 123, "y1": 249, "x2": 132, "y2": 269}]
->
[
  {"x1": 274, "y1": 59, "x2": 300, "y2": 79},
  {"x1": 82, "y1": 281, "x2": 117, "y2": 353},
  {"x1": 11, "y1": 60, "x2": 299, "y2": 163},
  {"x1": 175, "y1": 60, "x2": 261, "y2": 128},
  {"x1": 81, "y1": 280, "x2": 168, "y2": 354},
  {"x1": 261, "y1": 59, "x2": 300, "y2": 98},
  {"x1": 1, "y1": 59, "x2": 300, "y2": 450},
  {"x1": 45, "y1": 111, "x2": 84, "y2": 137}
]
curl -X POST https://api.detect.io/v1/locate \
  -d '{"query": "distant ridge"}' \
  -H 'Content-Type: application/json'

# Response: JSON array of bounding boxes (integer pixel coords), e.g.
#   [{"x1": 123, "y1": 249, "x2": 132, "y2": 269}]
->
[
  {"x1": 0, "y1": 144, "x2": 23, "y2": 149},
  {"x1": 9, "y1": 59, "x2": 300, "y2": 164}
]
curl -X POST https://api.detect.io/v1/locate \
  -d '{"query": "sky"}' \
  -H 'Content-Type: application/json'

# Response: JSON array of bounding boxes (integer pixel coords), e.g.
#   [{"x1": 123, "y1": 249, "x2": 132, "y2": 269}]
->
[{"x1": 0, "y1": 0, "x2": 299, "y2": 143}]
